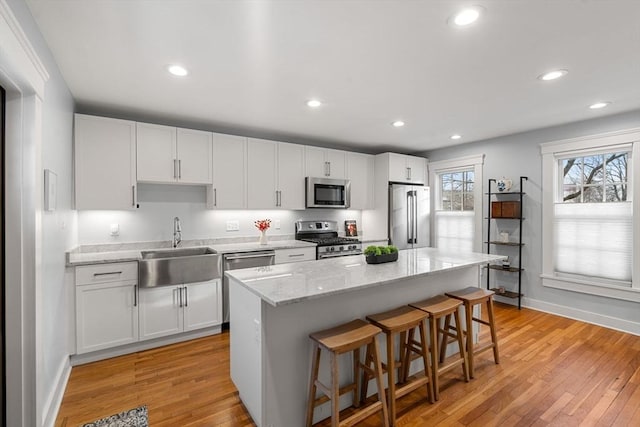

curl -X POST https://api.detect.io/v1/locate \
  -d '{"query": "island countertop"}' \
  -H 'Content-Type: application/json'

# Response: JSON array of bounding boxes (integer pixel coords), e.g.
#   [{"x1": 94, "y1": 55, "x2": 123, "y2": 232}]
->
[{"x1": 225, "y1": 247, "x2": 505, "y2": 307}]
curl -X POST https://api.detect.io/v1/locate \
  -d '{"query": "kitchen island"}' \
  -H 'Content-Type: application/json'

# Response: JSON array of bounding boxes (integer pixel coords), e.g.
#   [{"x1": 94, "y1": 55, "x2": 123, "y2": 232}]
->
[{"x1": 226, "y1": 248, "x2": 505, "y2": 427}]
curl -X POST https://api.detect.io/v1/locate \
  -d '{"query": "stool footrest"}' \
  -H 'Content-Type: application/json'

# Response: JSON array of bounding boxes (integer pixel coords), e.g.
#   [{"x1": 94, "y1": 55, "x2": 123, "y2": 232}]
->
[
  {"x1": 313, "y1": 381, "x2": 357, "y2": 407},
  {"x1": 473, "y1": 341, "x2": 496, "y2": 355},
  {"x1": 472, "y1": 317, "x2": 490, "y2": 327},
  {"x1": 395, "y1": 373, "x2": 430, "y2": 399},
  {"x1": 339, "y1": 401, "x2": 384, "y2": 427}
]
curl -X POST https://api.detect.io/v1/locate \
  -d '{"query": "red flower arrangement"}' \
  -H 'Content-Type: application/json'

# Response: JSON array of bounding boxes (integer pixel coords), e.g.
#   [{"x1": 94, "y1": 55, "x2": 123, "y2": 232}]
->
[{"x1": 254, "y1": 219, "x2": 271, "y2": 232}]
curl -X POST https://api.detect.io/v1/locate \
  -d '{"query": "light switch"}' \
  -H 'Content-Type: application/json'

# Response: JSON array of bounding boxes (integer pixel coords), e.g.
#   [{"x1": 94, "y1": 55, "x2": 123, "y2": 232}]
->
[
  {"x1": 109, "y1": 223, "x2": 119, "y2": 236},
  {"x1": 226, "y1": 220, "x2": 240, "y2": 231}
]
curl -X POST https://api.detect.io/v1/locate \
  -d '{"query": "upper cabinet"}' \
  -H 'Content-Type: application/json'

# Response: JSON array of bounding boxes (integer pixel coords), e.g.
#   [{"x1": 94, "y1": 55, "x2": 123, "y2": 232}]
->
[
  {"x1": 211, "y1": 133, "x2": 246, "y2": 209},
  {"x1": 136, "y1": 123, "x2": 212, "y2": 185},
  {"x1": 386, "y1": 152, "x2": 427, "y2": 184},
  {"x1": 305, "y1": 146, "x2": 346, "y2": 179},
  {"x1": 74, "y1": 114, "x2": 137, "y2": 210},
  {"x1": 347, "y1": 152, "x2": 375, "y2": 209},
  {"x1": 247, "y1": 138, "x2": 305, "y2": 209}
]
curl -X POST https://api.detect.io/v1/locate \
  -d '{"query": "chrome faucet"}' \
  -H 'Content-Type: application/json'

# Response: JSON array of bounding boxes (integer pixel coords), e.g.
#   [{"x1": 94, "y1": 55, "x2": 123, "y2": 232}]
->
[{"x1": 173, "y1": 217, "x2": 182, "y2": 248}]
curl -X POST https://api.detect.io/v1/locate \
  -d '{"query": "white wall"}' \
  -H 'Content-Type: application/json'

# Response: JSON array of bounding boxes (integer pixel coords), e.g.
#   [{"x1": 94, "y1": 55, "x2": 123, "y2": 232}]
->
[
  {"x1": 5, "y1": 0, "x2": 77, "y2": 425},
  {"x1": 422, "y1": 109, "x2": 640, "y2": 331},
  {"x1": 78, "y1": 184, "x2": 363, "y2": 244}
]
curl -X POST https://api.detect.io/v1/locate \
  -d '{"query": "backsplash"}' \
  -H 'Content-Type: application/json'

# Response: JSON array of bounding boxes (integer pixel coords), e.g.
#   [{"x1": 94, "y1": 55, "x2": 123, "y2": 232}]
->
[{"x1": 77, "y1": 184, "x2": 363, "y2": 245}]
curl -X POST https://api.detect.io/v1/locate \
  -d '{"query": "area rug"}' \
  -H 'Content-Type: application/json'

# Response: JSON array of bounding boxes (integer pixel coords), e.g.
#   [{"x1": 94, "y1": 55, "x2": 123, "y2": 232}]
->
[{"x1": 80, "y1": 405, "x2": 148, "y2": 427}]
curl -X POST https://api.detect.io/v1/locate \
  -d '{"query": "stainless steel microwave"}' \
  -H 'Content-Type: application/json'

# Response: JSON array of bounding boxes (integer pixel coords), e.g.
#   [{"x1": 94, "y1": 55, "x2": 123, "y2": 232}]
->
[{"x1": 305, "y1": 177, "x2": 351, "y2": 208}]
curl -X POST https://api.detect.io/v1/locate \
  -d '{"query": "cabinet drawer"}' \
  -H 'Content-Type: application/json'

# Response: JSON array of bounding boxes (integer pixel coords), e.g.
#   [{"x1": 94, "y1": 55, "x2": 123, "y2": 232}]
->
[
  {"x1": 274, "y1": 247, "x2": 316, "y2": 264},
  {"x1": 76, "y1": 262, "x2": 138, "y2": 285},
  {"x1": 491, "y1": 201, "x2": 521, "y2": 219}
]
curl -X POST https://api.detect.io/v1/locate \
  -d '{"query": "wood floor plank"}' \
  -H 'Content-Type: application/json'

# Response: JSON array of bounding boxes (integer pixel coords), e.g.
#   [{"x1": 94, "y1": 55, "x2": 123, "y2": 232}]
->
[{"x1": 56, "y1": 303, "x2": 640, "y2": 426}]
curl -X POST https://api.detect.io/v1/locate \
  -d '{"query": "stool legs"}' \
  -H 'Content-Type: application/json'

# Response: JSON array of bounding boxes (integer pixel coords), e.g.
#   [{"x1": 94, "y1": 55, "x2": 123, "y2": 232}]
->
[
  {"x1": 461, "y1": 297, "x2": 500, "y2": 379},
  {"x1": 464, "y1": 302, "x2": 475, "y2": 378},
  {"x1": 487, "y1": 297, "x2": 500, "y2": 365},
  {"x1": 306, "y1": 343, "x2": 322, "y2": 427}
]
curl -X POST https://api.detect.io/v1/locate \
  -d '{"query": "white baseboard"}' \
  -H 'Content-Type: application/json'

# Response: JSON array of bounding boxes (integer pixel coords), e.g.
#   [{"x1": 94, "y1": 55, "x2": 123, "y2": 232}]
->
[
  {"x1": 42, "y1": 357, "x2": 71, "y2": 427},
  {"x1": 522, "y1": 297, "x2": 640, "y2": 336}
]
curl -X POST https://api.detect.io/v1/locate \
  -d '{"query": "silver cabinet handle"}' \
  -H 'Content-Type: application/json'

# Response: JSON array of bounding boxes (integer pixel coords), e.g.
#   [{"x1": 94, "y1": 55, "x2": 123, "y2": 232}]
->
[
  {"x1": 173, "y1": 159, "x2": 177, "y2": 179},
  {"x1": 275, "y1": 190, "x2": 279, "y2": 207},
  {"x1": 178, "y1": 159, "x2": 182, "y2": 179},
  {"x1": 93, "y1": 271, "x2": 122, "y2": 276},
  {"x1": 184, "y1": 286, "x2": 188, "y2": 307},
  {"x1": 133, "y1": 285, "x2": 138, "y2": 307},
  {"x1": 277, "y1": 190, "x2": 282, "y2": 206},
  {"x1": 214, "y1": 188, "x2": 217, "y2": 206},
  {"x1": 177, "y1": 287, "x2": 183, "y2": 308},
  {"x1": 288, "y1": 253, "x2": 305, "y2": 258},
  {"x1": 409, "y1": 167, "x2": 412, "y2": 180},
  {"x1": 324, "y1": 161, "x2": 329, "y2": 176},
  {"x1": 406, "y1": 167, "x2": 411, "y2": 180},
  {"x1": 132, "y1": 185, "x2": 135, "y2": 207}
]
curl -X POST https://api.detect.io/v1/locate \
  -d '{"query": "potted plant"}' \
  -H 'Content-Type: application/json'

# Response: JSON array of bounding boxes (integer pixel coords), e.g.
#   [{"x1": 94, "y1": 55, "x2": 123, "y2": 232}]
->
[{"x1": 364, "y1": 245, "x2": 399, "y2": 264}]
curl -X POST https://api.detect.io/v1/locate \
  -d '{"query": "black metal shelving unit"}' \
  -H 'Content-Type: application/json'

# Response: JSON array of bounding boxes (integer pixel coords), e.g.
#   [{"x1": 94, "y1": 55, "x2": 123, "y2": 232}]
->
[{"x1": 486, "y1": 176, "x2": 528, "y2": 309}]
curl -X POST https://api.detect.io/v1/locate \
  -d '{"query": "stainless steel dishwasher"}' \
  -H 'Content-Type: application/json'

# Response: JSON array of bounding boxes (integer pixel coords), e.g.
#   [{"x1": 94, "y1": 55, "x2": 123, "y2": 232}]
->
[{"x1": 222, "y1": 250, "x2": 275, "y2": 326}]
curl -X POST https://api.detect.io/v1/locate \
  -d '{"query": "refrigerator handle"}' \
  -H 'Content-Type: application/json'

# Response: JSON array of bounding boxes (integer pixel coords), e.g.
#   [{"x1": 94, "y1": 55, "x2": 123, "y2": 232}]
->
[
  {"x1": 413, "y1": 190, "x2": 418, "y2": 244},
  {"x1": 406, "y1": 191, "x2": 412, "y2": 244}
]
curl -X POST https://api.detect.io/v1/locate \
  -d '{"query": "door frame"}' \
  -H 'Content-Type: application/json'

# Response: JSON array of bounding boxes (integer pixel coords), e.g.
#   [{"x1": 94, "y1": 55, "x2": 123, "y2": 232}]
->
[{"x1": 0, "y1": 1, "x2": 49, "y2": 425}]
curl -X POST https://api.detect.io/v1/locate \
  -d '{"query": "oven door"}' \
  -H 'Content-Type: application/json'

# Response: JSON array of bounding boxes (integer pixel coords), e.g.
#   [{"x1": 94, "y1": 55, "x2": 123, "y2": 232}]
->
[{"x1": 306, "y1": 177, "x2": 351, "y2": 208}]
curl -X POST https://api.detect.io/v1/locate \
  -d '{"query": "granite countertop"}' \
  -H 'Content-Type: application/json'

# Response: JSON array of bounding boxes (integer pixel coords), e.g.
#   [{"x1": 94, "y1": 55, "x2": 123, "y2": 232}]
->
[
  {"x1": 66, "y1": 239, "x2": 316, "y2": 266},
  {"x1": 225, "y1": 247, "x2": 506, "y2": 307}
]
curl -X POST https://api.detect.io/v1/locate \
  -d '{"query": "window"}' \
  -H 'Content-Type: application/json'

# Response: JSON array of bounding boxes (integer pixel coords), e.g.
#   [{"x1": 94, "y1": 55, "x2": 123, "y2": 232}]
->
[
  {"x1": 429, "y1": 155, "x2": 484, "y2": 253},
  {"x1": 541, "y1": 128, "x2": 640, "y2": 301}
]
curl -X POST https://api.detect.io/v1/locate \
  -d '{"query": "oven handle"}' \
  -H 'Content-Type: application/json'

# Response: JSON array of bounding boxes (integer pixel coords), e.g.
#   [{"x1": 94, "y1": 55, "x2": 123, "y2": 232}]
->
[{"x1": 318, "y1": 252, "x2": 362, "y2": 259}]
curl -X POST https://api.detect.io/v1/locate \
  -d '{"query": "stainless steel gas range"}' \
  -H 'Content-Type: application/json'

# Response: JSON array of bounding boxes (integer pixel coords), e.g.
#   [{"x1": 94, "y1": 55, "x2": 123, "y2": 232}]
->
[{"x1": 295, "y1": 220, "x2": 362, "y2": 259}]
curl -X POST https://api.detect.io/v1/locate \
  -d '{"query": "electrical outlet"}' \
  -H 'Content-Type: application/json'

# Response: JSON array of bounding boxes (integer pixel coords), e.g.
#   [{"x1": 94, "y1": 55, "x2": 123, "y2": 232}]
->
[
  {"x1": 273, "y1": 219, "x2": 281, "y2": 229},
  {"x1": 109, "y1": 223, "x2": 119, "y2": 236},
  {"x1": 226, "y1": 220, "x2": 240, "y2": 231}
]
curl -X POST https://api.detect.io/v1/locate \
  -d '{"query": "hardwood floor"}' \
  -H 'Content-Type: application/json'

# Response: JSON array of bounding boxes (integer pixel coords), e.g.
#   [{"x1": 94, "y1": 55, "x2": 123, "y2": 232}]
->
[{"x1": 56, "y1": 303, "x2": 640, "y2": 426}]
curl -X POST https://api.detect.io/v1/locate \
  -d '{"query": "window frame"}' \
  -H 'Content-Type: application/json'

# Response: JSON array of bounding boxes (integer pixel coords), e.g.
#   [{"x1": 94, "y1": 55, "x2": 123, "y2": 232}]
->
[
  {"x1": 540, "y1": 128, "x2": 640, "y2": 302},
  {"x1": 428, "y1": 154, "x2": 484, "y2": 252}
]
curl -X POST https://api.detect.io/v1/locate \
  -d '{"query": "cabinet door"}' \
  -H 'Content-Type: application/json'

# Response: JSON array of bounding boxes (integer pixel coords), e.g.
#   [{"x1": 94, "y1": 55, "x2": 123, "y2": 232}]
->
[
  {"x1": 305, "y1": 146, "x2": 327, "y2": 177},
  {"x1": 406, "y1": 155, "x2": 426, "y2": 184},
  {"x1": 183, "y1": 280, "x2": 222, "y2": 331},
  {"x1": 388, "y1": 152, "x2": 409, "y2": 182},
  {"x1": 139, "y1": 286, "x2": 183, "y2": 340},
  {"x1": 326, "y1": 149, "x2": 346, "y2": 179},
  {"x1": 277, "y1": 142, "x2": 305, "y2": 209},
  {"x1": 74, "y1": 115, "x2": 136, "y2": 210},
  {"x1": 137, "y1": 122, "x2": 177, "y2": 183},
  {"x1": 176, "y1": 128, "x2": 213, "y2": 184},
  {"x1": 212, "y1": 133, "x2": 246, "y2": 209},
  {"x1": 247, "y1": 138, "x2": 277, "y2": 208},
  {"x1": 347, "y1": 152, "x2": 374, "y2": 209},
  {"x1": 75, "y1": 281, "x2": 138, "y2": 354}
]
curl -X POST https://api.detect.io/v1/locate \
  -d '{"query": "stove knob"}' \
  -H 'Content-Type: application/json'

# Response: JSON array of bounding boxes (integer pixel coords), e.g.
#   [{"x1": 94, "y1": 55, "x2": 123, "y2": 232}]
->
[
  {"x1": 339, "y1": 246, "x2": 344, "y2": 251},
  {"x1": 349, "y1": 245, "x2": 355, "y2": 250},
  {"x1": 309, "y1": 224, "x2": 313, "y2": 228},
  {"x1": 329, "y1": 247, "x2": 335, "y2": 252}
]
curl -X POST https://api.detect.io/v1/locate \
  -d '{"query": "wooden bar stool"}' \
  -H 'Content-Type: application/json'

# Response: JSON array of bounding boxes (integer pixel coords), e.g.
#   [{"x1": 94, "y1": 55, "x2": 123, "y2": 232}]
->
[
  {"x1": 409, "y1": 295, "x2": 469, "y2": 400},
  {"x1": 363, "y1": 306, "x2": 434, "y2": 425},
  {"x1": 445, "y1": 287, "x2": 500, "y2": 378},
  {"x1": 306, "y1": 319, "x2": 389, "y2": 427}
]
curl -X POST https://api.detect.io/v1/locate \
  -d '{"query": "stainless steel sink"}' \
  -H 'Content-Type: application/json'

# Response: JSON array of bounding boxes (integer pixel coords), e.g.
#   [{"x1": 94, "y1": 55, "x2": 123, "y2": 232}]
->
[
  {"x1": 141, "y1": 247, "x2": 217, "y2": 259},
  {"x1": 138, "y1": 247, "x2": 222, "y2": 288}
]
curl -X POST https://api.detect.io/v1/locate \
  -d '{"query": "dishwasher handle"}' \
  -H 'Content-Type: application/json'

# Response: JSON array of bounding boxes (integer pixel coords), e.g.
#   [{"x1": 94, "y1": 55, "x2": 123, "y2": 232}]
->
[{"x1": 224, "y1": 252, "x2": 275, "y2": 261}]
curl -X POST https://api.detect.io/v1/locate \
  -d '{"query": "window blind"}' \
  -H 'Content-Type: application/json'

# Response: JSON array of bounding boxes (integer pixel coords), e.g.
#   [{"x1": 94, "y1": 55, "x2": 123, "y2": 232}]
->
[
  {"x1": 554, "y1": 202, "x2": 632, "y2": 284},
  {"x1": 435, "y1": 210, "x2": 474, "y2": 252}
]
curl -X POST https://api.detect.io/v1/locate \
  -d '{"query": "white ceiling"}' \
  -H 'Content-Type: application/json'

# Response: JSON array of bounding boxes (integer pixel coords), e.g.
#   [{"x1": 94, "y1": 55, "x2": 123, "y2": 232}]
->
[{"x1": 26, "y1": 0, "x2": 640, "y2": 153}]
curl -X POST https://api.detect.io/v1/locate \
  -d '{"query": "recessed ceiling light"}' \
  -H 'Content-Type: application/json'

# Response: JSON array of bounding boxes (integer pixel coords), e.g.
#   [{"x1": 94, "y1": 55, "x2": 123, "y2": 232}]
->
[
  {"x1": 450, "y1": 134, "x2": 462, "y2": 140},
  {"x1": 450, "y1": 6, "x2": 484, "y2": 27},
  {"x1": 167, "y1": 65, "x2": 188, "y2": 77},
  {"x1": 538, "y1": 69, "x2": 568, "y2": 81},
  {"x1": 392, "y1": 121, "x2": 405, "y2": 127},
  {"x1": 589, "y1": 101, "x2": 611, "y2": 109},
  {"x1": 307, "y1": 99, "x2": 322, "y2": 108}
]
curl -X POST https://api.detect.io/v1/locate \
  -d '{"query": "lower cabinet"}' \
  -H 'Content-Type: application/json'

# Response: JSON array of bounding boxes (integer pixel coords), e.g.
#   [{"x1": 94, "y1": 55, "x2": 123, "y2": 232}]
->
[
  {"x1": 75, "y1": 262, "x2": 139, "y2": 354},
  {"x1": 139, "y1": 279, "x2": 222, "y2": 341}
]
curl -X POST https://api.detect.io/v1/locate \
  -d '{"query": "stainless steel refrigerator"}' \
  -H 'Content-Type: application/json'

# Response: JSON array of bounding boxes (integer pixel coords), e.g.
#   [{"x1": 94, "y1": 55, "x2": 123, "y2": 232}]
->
[{"x1": 388, "y1": 184, "x2": 430, "y2": 249}]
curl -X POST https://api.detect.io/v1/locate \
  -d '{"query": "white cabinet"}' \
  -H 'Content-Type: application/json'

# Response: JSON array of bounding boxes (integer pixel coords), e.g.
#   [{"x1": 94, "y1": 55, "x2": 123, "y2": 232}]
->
[
  {"x1": 137, "y1": 123, "x2": 213, "y2": 184},
  {"x1": 347, "y1": 152, "x2": 375, "y2": 209},
  {"x1": 274, "y1": 247, "x2": 316, "y2": 264},
  {"x1": 247, "y1": 138, "x2": 305, "y2": 209},
  {"x1": 387, "y1": 152, "x2": 426, "y2": 184},
  {"x1": 75, "y1": 262, "x2": 139, "y2": 354},
  {"x1": 139, "y1": 279, "x2": 221, "y2": 341},
  {"x1": 277, "y1": 142, "x2": 305, "y2": 209},
  {"x1": 305, "y1": 146, "x2": 346, "y2": 179},
  {"x1": 74, "y1": 114, "x2": 137, "y2": 210},
  {"x1": 210, "y1": 133, "x2": 246, "y2": 209}
]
